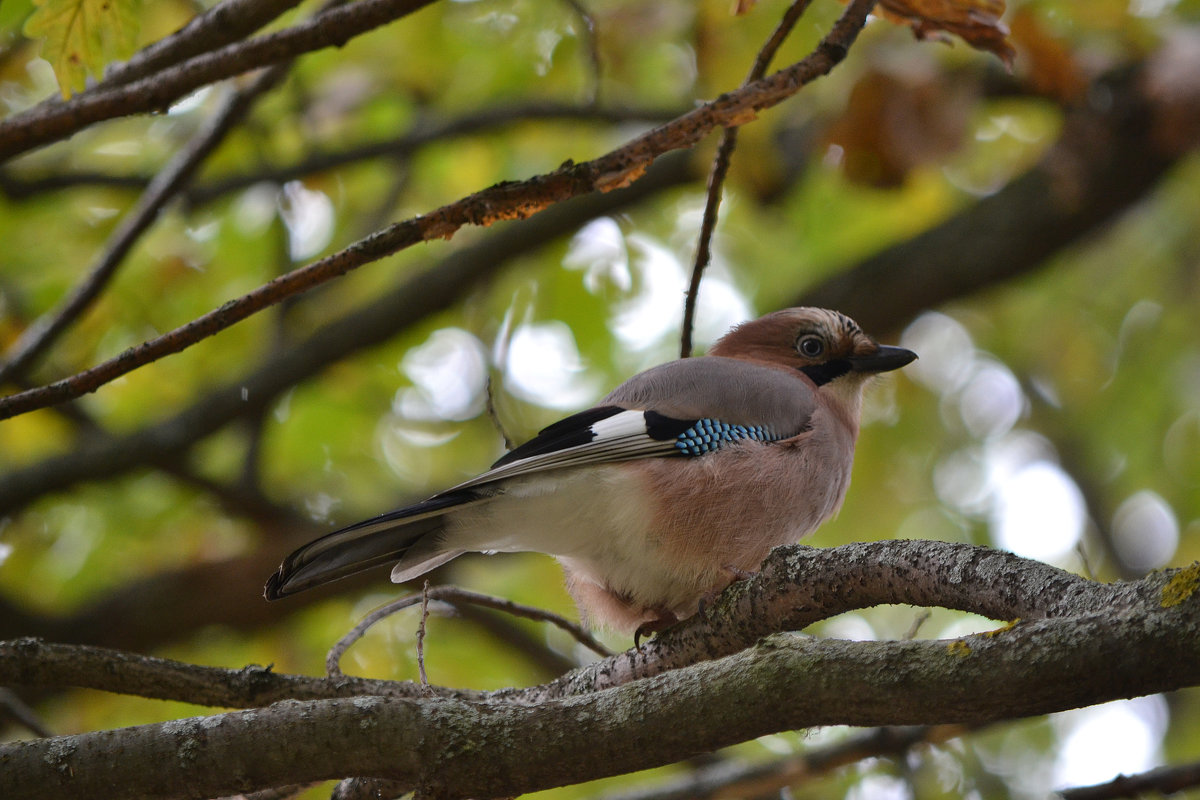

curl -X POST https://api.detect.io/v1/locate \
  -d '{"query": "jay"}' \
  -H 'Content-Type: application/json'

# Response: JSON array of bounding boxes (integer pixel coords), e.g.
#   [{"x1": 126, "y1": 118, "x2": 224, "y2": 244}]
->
[{"x1": 265, "y1": 307, "x2": 916, "y2": 634}]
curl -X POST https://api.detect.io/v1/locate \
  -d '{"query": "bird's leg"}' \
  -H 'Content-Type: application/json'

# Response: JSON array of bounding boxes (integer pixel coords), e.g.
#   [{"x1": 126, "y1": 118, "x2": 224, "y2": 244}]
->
[
  {"x1": 722, "y1": 564, "x2": 757, "y2": 581},
  {"x1": 695, "y1": 564, "x2": 759, "y2": 617},
  {"x1": 633, "y1": 608, "x2": 679, "y2": 649}
]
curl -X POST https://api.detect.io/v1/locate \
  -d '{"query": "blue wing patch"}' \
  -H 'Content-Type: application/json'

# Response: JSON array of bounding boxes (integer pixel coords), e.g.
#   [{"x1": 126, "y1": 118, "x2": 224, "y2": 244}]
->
[{"x1": 673, "y1": 418, "x2": 780, "y2": 456}]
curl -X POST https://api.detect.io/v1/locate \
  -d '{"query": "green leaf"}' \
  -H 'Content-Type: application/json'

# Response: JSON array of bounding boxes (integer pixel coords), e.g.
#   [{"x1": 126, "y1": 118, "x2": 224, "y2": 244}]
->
[{"x1": 23, "y1": 0, "x2": 142, "y2": 97}]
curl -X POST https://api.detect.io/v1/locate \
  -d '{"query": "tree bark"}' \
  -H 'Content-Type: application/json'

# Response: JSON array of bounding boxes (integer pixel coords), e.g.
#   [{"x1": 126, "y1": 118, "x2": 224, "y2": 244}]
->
[{"x1": 3, "y1": 541, "x2": 1198, "y2": 800}]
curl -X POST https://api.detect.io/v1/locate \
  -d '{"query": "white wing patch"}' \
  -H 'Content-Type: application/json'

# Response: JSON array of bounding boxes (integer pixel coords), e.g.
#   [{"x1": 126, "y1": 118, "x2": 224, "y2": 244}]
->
[{"x1": 442, "y1": 410, "x2": 674, "y2": 494}]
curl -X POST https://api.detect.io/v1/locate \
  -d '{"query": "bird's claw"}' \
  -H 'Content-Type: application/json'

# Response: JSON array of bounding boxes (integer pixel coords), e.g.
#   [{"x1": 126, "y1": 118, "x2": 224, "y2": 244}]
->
[{"x1": 633, "y1": 611, "x2": 678, "y2": 649}]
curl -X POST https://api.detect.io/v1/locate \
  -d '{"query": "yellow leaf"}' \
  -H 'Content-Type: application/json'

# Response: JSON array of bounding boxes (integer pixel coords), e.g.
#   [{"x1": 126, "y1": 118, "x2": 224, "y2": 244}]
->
[{"x1": 24, "y1": 0, "x2": 142, "y2": 98}]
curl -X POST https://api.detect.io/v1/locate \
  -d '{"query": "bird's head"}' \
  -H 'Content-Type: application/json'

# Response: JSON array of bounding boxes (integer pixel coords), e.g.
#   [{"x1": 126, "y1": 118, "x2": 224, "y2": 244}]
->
[{"x1": 710, "y1": 307, "x2": 917, "y2": 422}]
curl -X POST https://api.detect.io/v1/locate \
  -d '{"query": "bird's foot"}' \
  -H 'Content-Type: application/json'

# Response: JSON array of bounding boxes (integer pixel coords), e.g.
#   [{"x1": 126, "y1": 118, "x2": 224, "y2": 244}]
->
[{"x1": 633, "y1": 610, "x2": 678, "y2": 650}]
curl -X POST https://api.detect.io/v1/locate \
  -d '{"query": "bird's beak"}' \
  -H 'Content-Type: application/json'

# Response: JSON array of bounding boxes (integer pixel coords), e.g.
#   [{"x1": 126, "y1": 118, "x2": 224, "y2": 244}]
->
[{"x1": 848, "y1": 345, "x2": 917, "y2": 374}]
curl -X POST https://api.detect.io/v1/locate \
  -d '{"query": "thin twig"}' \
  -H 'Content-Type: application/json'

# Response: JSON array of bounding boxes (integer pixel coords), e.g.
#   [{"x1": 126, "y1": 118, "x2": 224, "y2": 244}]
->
[
  {"x1": 417, "y1": 581, "x2": 432, "y2": 690},
  {"x1": 680, "y1": 136, "x2": 737, "y2": 359},
  {"x1": 0, "y1": 64, "x2": 290, "y2": 386},
  {"x1": 0, "y1": 0, "x2": 438, "y2": 162},
  {"x1": 326, "y1": 596, "x2": 424, "y2": 679},
  {"x1": 0, "y1": 103, "x2": 680, "y2": 205},
  {"x1": 594, "y1": 724, "x2": 971, "y2": 800},
  {"x1": 486, "y1": 375, "x2": 516, "y2": 451},
  {"x1": 102, "y1": 0, "x2": 304, "y2": 89},
  {"x1": 0, "y1": 155, "x2": 696, "y2": 520},
  {"x1": 903, "y1": 609, "x2": 932, "y2": 640},
  {"x1": 560, "y1": 0, "x2": 603, "y2": 105},
  {"x1": 433, "y1": 586, "x2": 614, "y2": 657},
  {"x1": 679, "y1": 0, "x2": 818, "y2": 358},
  {"x1": 325, "y1": 585, "x2": 613, "y2": 679},
  {"x1": 0, "y1": 0, "x2": 876, "y2": 420},
  {"x1": 0, "y1": 687, "x2": 54, "y2": 738},
  {"x1": 1060, "y1": 760, "x2": 1200, "y2": 800}
]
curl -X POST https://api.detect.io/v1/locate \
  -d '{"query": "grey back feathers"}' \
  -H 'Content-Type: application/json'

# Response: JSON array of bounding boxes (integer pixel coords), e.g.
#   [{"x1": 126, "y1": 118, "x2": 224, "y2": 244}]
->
[{"x1": 604, "y1": 357, "x2": 816, "y2": 436}]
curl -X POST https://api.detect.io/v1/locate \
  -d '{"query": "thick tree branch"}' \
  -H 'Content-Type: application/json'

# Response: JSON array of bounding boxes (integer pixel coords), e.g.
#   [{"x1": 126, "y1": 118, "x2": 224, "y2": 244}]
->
[
  {"x1": 530, "y1": 540, "x2": 1153, "y2": 698},
  {"x1": 0, "y1": 639, "x2": 432, "y2": 707},
  {"x1": 2, "y1": 542, "x2": 1162, "y2": 705},
  {"x1": 2, "y1": 542, "x2": 1198, "y2": 800},
  {"x1": 0, "y1": 0, "x2": 876, "y2": 419}
]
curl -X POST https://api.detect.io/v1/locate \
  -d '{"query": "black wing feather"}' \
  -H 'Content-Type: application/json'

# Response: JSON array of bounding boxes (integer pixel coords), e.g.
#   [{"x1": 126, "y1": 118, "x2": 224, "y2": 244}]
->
[{"x1": 491, "y1": 406, "x2": 625, "y2": 467}]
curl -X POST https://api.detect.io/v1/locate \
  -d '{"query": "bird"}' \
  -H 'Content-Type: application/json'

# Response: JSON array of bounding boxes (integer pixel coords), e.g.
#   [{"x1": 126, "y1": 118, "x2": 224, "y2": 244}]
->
[{"x1": 264, "y1": 307, "x2": 916, "y2": 635}]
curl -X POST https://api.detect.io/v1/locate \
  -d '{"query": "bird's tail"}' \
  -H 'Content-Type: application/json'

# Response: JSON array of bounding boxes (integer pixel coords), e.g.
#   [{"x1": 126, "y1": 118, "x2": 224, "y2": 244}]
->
[{"x1": 264, "y1": 490, "x2": 483, "y2": 600}]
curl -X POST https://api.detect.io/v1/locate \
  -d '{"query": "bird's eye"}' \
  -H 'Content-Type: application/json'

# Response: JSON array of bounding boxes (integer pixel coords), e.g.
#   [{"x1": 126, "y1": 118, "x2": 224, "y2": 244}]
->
[{"x1": 797, "y1": 334, "x2": 825, "y2": 358}]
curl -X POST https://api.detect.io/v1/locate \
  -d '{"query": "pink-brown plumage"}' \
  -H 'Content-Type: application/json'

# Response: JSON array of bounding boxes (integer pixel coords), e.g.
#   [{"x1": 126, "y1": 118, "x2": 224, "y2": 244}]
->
[
  {"x1": 561, "y1": 392, "x2": 857, "y2": 632},
  {"x1": 265, "y1": 307, "x2": 915, "y2": 637}
]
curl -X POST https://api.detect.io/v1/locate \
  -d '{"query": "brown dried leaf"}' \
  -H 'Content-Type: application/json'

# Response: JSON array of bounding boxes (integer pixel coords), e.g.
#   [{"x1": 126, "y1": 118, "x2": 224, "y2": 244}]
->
[
  {"x1": 823, "y1": 64, "x2": 976, "y2": 187},
  {"x1": 873, "y1": 0, "x2": 1015, "y2": 68},
  {"x1": 1009, "y1": 8, "x2": 1087, "y2": 102}
]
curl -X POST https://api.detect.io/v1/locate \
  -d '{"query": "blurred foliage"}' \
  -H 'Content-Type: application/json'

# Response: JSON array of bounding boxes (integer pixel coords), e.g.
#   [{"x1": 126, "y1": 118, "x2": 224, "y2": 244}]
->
[
  {"x1": 23, "y1": 0, "x2": 142, "y2": 97},
  {"x1": 1, "y1": 0, "x2": 1200, "y2": 797}
]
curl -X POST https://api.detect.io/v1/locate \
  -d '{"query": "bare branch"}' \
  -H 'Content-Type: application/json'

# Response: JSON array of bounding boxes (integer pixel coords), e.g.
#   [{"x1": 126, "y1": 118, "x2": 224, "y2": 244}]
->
[
  {"x1": 0, "y1": 103, "x2": 681, "y2": 205},
  {"x1": 0, "y1": 64, "x2": 290, "y2": 385},
  {"x1": 102, "y1": 0, "x2": 305, "y2": 88},
  {"x1": 2, "y1": 544, "x2": 1198, "y2": 800},
  {"x1": 325, "y1": 585, "x2": 612, "y2": 679},
  {"x1": 0, "y1": 0, "x2": 437, "y2": 162},
  {"x1": 595, "y1": 724, "x2": 972, "y2": 800},
  {"x1": 558, "y1": 0, "x2": 603, "y2": 104},
  {"x1": 4, "y1": 541, "x2": 1149, "y2": 708},
  {"x1": 0, "y1": 687, "x2": 53, "y2": 738},
  {"x1": 485, "y1": 376, "x2": 516, "y2": 451},
  {"x1": 540, "y1": 540, "x2": 1149, "y2": 697},
  {"x1": 0, "y1": 0, "x2": 875, "y2": 419},
  {"x1": 0, "y1": 153, "x2": 695, "y2": 517},
  {"x1": 416, "y1": 582, "x2": 432, "y2": 689},
  {"x1": 0, "y1": 638, "x2": 436, "y2": 707},
  {"x1": 1060, "y1": 760, "x2": 1200, "y2": 800}
]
